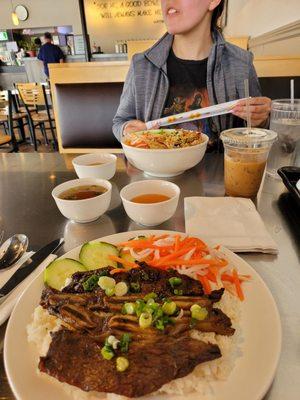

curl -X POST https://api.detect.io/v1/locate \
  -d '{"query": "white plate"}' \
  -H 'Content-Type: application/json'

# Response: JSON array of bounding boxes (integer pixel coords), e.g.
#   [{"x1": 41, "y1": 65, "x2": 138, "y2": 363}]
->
[{"x1": 4, "y1": 230, "x2": 281, "y2": 400}]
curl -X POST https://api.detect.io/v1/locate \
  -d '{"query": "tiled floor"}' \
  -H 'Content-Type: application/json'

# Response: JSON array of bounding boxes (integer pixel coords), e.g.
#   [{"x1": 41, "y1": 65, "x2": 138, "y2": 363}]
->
[{"x1": 0, "y1": 125, "x2": 57, "y2": 153}]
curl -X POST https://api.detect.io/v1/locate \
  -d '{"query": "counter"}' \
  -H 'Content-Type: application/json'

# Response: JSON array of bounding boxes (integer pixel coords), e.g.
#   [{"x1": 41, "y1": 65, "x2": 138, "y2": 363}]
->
[{"x1": 0, "y1": 54, "x2": 128, "y2": 89}]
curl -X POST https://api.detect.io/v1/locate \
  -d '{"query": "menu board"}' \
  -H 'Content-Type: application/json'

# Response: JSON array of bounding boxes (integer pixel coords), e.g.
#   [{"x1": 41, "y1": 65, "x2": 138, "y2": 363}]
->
[{"x1": 74, "y1": 35, "x2": 85, "y2": 55}]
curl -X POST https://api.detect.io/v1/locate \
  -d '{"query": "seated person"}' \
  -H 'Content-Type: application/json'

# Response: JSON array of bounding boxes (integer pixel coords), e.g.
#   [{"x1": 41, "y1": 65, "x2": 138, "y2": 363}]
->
[{"x1": 113, "y1": 0, "x2": 270, "y2": 151}]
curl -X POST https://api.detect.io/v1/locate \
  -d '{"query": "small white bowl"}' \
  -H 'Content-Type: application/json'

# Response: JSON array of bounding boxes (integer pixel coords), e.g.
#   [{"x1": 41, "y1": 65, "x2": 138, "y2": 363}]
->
[
  {"x1": 52, "y1": 178, "x2": 112, "y2": 223},
  {"x1": 120, "y1": 180, "x2": 180, "y2": 226},
  {"x1": 72, "y1": 153, "x2": 117, "y2": 180},
  {"x1": 122, "y1": 131, "x2": 208, "y2": 177}
]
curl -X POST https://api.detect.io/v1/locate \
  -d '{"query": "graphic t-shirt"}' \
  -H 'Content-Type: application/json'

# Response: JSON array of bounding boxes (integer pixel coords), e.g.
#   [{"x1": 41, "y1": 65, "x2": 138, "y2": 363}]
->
[{"x1": 163, "y1": 49, "x2": 218, "y2": 149}]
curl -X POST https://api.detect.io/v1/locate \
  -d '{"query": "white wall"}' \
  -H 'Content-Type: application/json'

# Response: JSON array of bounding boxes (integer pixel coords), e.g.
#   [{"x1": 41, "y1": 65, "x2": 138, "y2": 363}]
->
[
  {"x1": 225, "y1": 0, "x2": 300, "y2": 37},
  {"x1": 0, "y1": 0, "x2": 82, "y2": 33},
  {"x1": 84, "y1": 0, "x2": 166, "y2": 53}
]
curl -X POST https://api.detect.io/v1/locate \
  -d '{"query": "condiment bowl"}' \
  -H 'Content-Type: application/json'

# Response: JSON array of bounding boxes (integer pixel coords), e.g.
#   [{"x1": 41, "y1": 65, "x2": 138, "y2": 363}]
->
[
  {"x1": 122, "y1": 131, "x2": 208, "y2": 177},
  {"x1": 120, "y1": 180, "x2": 180, "y2": 226},
  {"x1": 72, "y1": 153, "x2": 117, "y2": 180},
  {"x1": 52, "y1": 178, "x2": 112, "y2": 223}
]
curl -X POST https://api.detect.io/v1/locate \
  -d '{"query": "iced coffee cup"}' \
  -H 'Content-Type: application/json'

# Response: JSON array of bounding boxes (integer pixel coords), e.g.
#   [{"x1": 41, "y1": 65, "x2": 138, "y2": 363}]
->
[{"x1": 220, "y1": 128, "x2": 277, "y2": 198}]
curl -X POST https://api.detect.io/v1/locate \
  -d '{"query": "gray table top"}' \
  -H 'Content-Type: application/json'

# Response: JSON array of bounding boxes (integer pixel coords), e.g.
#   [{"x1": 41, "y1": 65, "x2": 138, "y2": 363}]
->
[{"x1": 0, "y1": 153, "x2": 299, "y2": 400}]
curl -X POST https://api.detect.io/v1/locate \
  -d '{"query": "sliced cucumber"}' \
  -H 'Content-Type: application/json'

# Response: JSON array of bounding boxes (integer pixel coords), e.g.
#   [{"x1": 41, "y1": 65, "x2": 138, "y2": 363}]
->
[
  {"x1": 79, "y1": 241, "x2": 119, "y2": 270},
  {"x1": 44, "y1": 258, "x2": 86, "y2": 291}
]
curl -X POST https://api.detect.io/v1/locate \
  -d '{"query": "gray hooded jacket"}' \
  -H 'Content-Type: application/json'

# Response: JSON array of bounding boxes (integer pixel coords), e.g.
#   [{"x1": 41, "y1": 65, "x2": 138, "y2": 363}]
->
[{"x1": 112, "y1": 30, "x2": 263, "y2": 141}]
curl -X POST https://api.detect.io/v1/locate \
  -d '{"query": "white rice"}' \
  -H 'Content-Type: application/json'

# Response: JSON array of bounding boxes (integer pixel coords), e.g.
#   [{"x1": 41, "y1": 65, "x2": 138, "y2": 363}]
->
[{"x1": 27, "y1": 291, "x2": 241, "y2": 400}]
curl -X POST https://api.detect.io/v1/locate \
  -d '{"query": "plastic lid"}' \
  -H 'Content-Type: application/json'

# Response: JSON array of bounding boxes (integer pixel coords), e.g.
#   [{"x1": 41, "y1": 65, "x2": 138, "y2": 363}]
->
[{"x1": 220, "y1": 128, "x2": 277, "y2": 149}]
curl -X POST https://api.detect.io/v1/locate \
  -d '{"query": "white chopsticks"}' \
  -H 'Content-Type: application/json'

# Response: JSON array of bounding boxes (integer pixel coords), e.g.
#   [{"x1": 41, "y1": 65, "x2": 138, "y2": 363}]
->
[{"x1": 145, "y1": 98, "x2": 248, "y2": 130}]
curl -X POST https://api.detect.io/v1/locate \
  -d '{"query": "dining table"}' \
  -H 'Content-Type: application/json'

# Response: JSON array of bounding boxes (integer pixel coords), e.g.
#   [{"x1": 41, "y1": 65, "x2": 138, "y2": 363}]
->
[{"x1": 0, "y1": 152, "x2": 299, "y2": 400}]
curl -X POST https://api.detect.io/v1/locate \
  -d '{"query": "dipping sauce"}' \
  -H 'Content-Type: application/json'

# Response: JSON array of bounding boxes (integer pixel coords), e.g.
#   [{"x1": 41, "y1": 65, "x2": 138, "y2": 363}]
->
[
  {"x1": 88, "y1": 162, "x2": 105, "y2": 166},
  {"x1": 59, "y1": 185, "x2": 107, "y2": 200},
  {"x1": 224, "y1": 155, "x2": 266, "y2": 198},
  {"x1": 131, "y1": 194, "x2": 171, "y2": 203}
]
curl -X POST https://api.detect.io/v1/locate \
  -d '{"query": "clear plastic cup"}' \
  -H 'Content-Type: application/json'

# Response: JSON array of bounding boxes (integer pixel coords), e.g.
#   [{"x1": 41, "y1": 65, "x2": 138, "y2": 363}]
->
[
  {"x1": 220, "y1": 128, "x2": 277, "y2": 198},
  {"x1": 267, "y1": 99, "x2": 300, "y2": 178}
]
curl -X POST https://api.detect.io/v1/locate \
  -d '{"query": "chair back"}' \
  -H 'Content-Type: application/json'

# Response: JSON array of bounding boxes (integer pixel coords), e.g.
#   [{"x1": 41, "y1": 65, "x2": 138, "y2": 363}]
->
[
  {"x1": 0, "y1": 90, "x2": 10, "y2": 116},
  {"x1": 16, "y1": 83, "x2": 45, "y2": 107}
]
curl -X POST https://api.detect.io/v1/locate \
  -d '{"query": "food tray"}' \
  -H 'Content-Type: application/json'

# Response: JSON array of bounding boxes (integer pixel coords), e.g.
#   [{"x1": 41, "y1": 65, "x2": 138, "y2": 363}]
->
[{"x1": 277, "y1": 166, "x2": 300, "y2": 205}]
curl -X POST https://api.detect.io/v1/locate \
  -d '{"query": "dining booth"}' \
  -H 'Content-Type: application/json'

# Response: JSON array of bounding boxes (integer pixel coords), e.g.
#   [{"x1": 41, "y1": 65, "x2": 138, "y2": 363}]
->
[{"x1": 49, "y1": 55, "x2": 300, "y2": 154}]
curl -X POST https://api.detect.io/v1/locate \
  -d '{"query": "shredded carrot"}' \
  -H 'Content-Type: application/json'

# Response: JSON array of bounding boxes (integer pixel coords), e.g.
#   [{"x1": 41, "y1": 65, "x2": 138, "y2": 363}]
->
[
  {"x1": 232, "y1": 269, "x2": 244, "y2": 301},
  {"x1": 174, "y1": 235, "x2": 181, "y2": 252},
  {"x1": 110, "y1": 268, "x2": 127, "y2": 275},
  {"x1": 108, "y1": 255, "x2": 139, "y2": 269},
  {"x1": 214, "y1": 245, "x2": 221, "y2": 250},
  {"x1": 153, "y1": 247, "x2": 195, "y2": 266},
  {"x1": 198, "y1": 275, "x2": 212, "y2": 295},
  {"x1": 206, "y1": 269, "x2": 217, "y2": 283},
  {"x1": 158, "y1": 258, "x2": 228, "y2": 267}
]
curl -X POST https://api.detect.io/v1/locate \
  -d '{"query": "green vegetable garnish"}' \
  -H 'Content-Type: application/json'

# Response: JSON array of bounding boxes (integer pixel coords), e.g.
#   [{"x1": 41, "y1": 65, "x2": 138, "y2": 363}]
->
[
  {"x1": 143, "y1": 292, "x2": 157, "y2": 302},
  {"x1": 101, "y1": 345, "x2": 114, "y2": 360},
  {"x1": 190, "y1": 304, "x2": 208, "y2": 321},
  {"x1": 139, "y1": 312, "x2": 152, "y2": 328},
  {"x1": 122, "y1": 302, "x2": 136, "y2": 315},
  {"x1": 130, "y1": 282, "x2": 140, "y2": 293},
  {"x1": 120, "y1": 333, "x2": 131, "y2": 353},
  {"x1": 98, "y1": 276, "x2": 116, "y2": 290},
  {"x1": 116, "y1": 356, "x2": 129, "y2": 372},
  {"x1": 169, "y1": 277, "x2": 182, "y2": 288},
  {"x1": 135, "y1": 299, "x2": 146, "y2": 317},
  {"x1": 162, "y1": 301, "x2": 177, "y2": 316},
  {"x1": 82, "y1": 274, "x2": 99, "y2": 291},
  {"x1": 174, "y1": 289, "x2": 183, "y2": 296},
  {"x1": 105, "y1": 287, "x2": 115, "y2": 296}
]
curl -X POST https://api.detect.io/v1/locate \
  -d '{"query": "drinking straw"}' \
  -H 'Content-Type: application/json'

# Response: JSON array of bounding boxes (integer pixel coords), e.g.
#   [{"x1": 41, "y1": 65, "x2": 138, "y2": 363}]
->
[
  {"x1": 244, "y1": 79, "x2": 251, "y2": 133},
  {"x1": 290, "y1": 79, "x2": 294, "y2": 105}
]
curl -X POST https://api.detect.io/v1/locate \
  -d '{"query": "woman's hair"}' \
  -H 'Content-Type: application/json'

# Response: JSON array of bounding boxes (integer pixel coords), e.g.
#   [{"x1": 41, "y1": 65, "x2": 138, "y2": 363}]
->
[{"x1": 211, "y1": 0, "x2": 226, "y2": 32}]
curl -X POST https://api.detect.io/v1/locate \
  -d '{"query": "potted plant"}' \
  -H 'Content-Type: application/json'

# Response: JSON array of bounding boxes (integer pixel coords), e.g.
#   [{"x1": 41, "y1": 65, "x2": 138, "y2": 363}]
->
[{"x1": 27, "y1": 41, "x2": 37, "y2": 57}]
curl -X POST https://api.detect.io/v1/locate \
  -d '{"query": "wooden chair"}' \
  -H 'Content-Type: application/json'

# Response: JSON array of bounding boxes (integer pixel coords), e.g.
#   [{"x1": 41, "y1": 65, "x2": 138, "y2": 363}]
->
[
  {"x1": 16, "y1": 83, "x2": 57, "y2": 151},
  {"x1": 0, "y1": 91, "x2": 18, "y2": 152}
]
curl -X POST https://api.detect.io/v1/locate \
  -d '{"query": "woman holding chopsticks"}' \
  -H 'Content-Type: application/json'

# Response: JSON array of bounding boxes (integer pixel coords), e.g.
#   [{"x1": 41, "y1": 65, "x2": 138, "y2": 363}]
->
[{"x1": 113, "y1": 0, "x2": 271, "y2": 150}]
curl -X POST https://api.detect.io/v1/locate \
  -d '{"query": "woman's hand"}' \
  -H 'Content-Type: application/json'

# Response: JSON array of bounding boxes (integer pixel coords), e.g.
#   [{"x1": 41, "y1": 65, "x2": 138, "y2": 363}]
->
[
  {"x1": 123, "y1": 120, "x2": 147, "y2": 135},
  {"x1": 232, "y1": 97, "x2": 271, "y2": 127}
]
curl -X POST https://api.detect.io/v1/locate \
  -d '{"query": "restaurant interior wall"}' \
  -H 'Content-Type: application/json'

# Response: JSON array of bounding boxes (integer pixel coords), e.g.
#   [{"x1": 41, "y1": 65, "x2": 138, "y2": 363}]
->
[
  {"x1": 84, "y1": 0, "x2": 166, "y2": 54},
  {"x1": 0, "y1": 0, "x2": 82, "y2": 34},
  {"x1": 225, "y1": 0, "x2": 300, "y2": 37}
]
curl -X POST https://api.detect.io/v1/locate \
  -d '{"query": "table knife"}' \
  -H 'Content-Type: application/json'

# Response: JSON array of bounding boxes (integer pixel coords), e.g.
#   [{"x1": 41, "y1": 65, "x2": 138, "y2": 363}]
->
[{"x1": 0, "y1": 238, "x2": 64, "y2": 298}]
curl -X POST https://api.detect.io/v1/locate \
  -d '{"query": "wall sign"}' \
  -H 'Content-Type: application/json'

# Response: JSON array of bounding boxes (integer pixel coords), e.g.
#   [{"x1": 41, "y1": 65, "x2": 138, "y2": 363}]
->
[{"x1": 91, "y1": 0, "x2": 164, "y2": 23}]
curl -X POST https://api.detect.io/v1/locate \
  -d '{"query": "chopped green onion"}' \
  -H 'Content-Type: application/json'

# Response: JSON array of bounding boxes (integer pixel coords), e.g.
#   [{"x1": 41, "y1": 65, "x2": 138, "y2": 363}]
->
[
  {"x1": 174, "y1": 289, "x2": 183, "y2": 296},
  {"x1": 82, "y1": 275, "x2": 99, "y2": 292},
  {"x1": 98, "y1": 276, "x2": 116, "y2": 290},
  {"x1": 190, "y1": 304, "x2": 208, "y2": 321},
  {"x1": 107, "y1": 335, "x2": 120, "y2": 350},
  {"x1": 101, "y1": 345, "x2": 114, "y2": 360},
  {"x1": 139, "y1": 312, "x2": 152, "y2": 328},
  {"x1": 169, "y1": 277, "x2": 182, "y2": 288},
  {"x1": 122, "y1": 302, "x2": 136, "y2": 315},
  {"x1": 162, "y1": 301, "x2": 177, "y2": 316},
  {"x1": 116, "y1": 356, "x2": 129, "y2": 372},
  {"x1": 105, "y1": 287, "x2": 115, "y2": 296},
  {"x1": 120, "y1": 333, "x2": 131, "y2": 353},
  {"x1": 143, "y1": 292, "x2": 157, "y2": 302},
  {"x1": 155, "y1": 318, "x2": 165, "y2": 330},
  {"x1": 135, "y1": 299, "x2": 146, "y2": 317},
  {"x1": 143, "y1": 304, "x2": 155, "y2": 315},
  {"x1": 130, "y1": 282, "x2": 140, "y2": 293},
  {"x1": 115, "y1": 281, "x2": 128, "y2": 296}
]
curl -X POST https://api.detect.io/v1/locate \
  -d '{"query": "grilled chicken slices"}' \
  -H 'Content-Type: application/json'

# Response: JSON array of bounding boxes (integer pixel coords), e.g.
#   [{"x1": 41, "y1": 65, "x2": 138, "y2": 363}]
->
[{"x1": 39, "y1": 264, "x2": 235, "y2": 397}]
